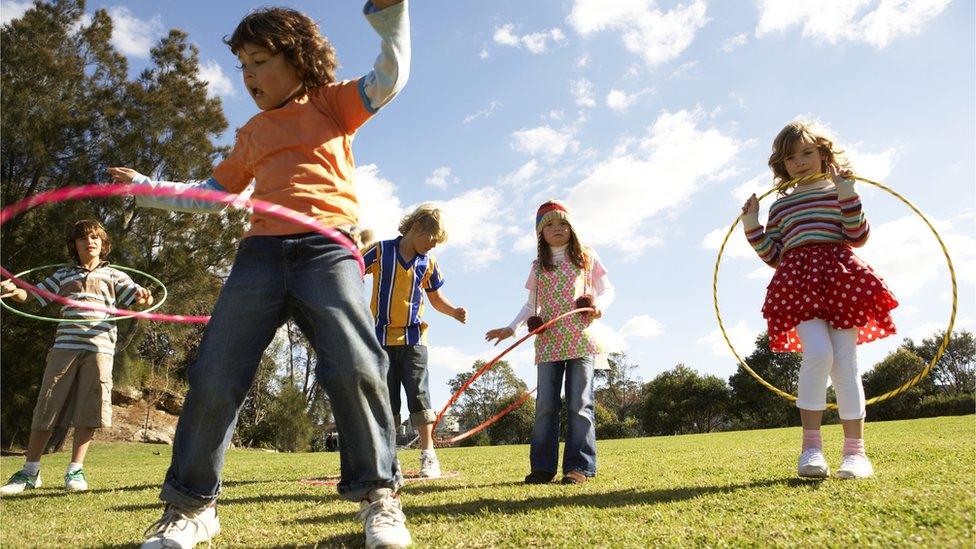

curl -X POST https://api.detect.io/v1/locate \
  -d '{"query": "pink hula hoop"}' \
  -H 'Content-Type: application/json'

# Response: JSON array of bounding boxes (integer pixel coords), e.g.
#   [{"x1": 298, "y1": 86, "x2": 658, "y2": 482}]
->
[
  {"x1": 432, "y1": 307, "x2": 593, "y2": 446},
  {"x1": 0, "y1": 183, "x2": 364, "y2": 324}
]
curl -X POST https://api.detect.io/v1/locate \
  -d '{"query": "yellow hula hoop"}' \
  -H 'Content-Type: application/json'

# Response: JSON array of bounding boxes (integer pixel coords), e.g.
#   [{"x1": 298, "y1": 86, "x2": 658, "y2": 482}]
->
[{"x1": 712, "y1": 173, "x2": 958, "y2": 408}]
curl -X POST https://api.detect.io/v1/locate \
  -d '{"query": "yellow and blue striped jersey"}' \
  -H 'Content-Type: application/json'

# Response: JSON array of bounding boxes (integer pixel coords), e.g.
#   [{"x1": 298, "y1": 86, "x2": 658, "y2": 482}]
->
[{"x1": 363, "y1": 237, "x2": 445, "y2": 346}]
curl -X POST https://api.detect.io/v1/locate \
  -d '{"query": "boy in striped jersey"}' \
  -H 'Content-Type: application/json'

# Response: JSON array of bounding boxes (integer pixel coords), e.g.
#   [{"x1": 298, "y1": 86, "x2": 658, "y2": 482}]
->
[
  {"x1": 363, "y1": 204, "x2": 467, "y2": 477},
  {"x1": 0, "y1": 220, "x2": 152, "y2": 494}
]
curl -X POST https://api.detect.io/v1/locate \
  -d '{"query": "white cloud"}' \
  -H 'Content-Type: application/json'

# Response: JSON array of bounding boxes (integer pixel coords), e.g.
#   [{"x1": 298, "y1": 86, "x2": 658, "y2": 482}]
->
[
  {"x1": 755, "y1": 0, "x2": 950, "y2": 49},
  {"x1": 606, "y1": 87, "x2": 654, "y2": 113},
  {"x1": 568, "y1": 0, "x2": 708, "y2": 67},
  {"x1": 589, "y1": 315, "x2": 665, "y2": 354},
  {"x1": 424, "y1": 166, "x2": 457, "y2": 189},
  {"x1": 435, "y1": 188, "x2": 509, "y2": 269},
  {"x1": 198, "y1": 59, "x2": 236, "y2": 98},
  {"x1": 670, "y1": 60, "x2": 699, "y2": 79},
  {"x1": 1, "y1": 0, "x2": 31, "y2": 24},
  {"x1": 720, "y1": 32, "x2": 748, "y2": 52},
  {"x1": 856, "y1": 213, "x2": 976, "y2": 298},
  {"x1": 462, "y1": 100, "x2": 501, "y2": 124},
  {"x1": 108, "y1": 6, "x2": 164, "y2": 58},
  {"x1": 570, "y1": 77, "x2": 596, "y2": 108},
  {"x1": 355, "y1": 164, "x2": 405, "y2": 239},
  {"x1": 427, "y1": 346, "x2": 492, "y2": 373},
  {"x1": 699, "y1": 320, "x2": 757, "y2": 359},
  {"x1": 905, "y1": 317, "x2": 975, "y2": 344},
  {"x1": 576, "y1": 54, "x2": 591, "y2": 68},
  {"x1": 479, "y1": 47, "x2": 489, "y2": 59},
  {"x1": 565, "y1": 108, "x2": 742, "y2": 256},
  {"x1": 845, "y1": 144, "x2": 897, "y2": 181},
  {"x1": 493, "y1": 23, "x2": 567, "y2": 54},
  {"x1": 702, "y1": 225, "x2": 755, "y2": 260},
  {"x1": 731, "y1": 173, "x2": 772, "y2": 204},
  {"x1": 510, "y1": 125, "x2": 578, "y2": 158},
  {"x1": 622, "y1": 315, "x2": 665, "y2": 339},
  {"x1": 500, "y1": 159, "x2": 541, "y2": 188}
]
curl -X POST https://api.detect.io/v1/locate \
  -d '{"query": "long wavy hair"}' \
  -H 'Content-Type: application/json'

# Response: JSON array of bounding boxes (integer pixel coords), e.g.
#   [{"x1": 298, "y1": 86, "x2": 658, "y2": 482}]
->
[
  {"x1": 537, "y1": 225, "x2": 587, "y2": 272},
  {"x1": 768, "y1": 120, "x2": 852, "y2": 187}
]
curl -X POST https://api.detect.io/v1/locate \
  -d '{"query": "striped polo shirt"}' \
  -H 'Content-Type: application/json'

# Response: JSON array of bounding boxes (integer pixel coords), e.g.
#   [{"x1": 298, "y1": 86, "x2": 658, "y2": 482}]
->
[
  {"x1": 32, "y1": 262, "x2": 143, "y2": 355},
  {"x1": 746, "y1": 183, "x2": 870, "y2": 268},
  {"x1": 363, "y1": 237, "x2": 445, "y2": 346}
]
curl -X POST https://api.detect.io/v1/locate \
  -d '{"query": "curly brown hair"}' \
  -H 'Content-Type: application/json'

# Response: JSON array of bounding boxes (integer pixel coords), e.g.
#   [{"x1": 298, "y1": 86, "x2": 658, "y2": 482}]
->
[
  {"x1": 66, "y1": 220, "x2": 111, "y2": 263},
  {"x1": 768, "y1": 120, "x2": 852, "y2": 186},
  {"x1": 225, "y1": 7, "x2": 338, "y2": 91}
]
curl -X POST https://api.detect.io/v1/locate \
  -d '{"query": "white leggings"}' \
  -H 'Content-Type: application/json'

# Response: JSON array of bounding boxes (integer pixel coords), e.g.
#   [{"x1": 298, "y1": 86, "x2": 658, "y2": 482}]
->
[{"x1": 795, "y1": 319, "x2": 866, "y2": 420}]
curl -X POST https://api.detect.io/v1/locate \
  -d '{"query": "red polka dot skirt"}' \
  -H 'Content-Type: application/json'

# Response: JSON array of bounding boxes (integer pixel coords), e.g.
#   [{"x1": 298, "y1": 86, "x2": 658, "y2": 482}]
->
[{"x1": 762, "y1": 243, "x2": 898, "y2": 353}]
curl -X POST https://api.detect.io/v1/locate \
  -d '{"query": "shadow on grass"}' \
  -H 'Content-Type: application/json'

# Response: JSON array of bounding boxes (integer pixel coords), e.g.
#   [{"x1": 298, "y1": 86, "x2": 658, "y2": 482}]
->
[{"x1": 287, "y1": 476, "x2": 821, "y2": 527}]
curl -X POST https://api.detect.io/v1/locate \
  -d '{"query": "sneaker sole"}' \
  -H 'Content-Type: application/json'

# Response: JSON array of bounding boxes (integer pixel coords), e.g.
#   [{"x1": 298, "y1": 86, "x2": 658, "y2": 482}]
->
[
  {"x1": 835, "y1": 470, "x2": 872, "y2": 479},
  {"x1": 797, "y1": 466, "x2": 830, "y2": 478}
]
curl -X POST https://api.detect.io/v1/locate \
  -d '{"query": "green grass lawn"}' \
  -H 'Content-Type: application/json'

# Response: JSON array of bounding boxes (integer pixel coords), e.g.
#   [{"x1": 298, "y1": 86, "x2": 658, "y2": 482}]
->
[{"x1": 1, "y1": 415, "x2": 973, "y2": 547}]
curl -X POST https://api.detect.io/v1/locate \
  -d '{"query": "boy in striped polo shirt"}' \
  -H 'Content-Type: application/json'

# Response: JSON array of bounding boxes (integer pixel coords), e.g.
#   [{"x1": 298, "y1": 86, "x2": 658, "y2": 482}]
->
[
  {"x1": 0, "y1": 220, "x2": 152, "y2": 494},
  {"x1": 363, "y1": 204, "x2": 467, "y2": 477}
]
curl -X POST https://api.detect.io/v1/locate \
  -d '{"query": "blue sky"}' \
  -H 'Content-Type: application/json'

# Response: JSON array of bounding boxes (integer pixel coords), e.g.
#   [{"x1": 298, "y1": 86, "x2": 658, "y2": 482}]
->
[{"x1": 4, "y1": 0, "x2": 974, "y2": 411}]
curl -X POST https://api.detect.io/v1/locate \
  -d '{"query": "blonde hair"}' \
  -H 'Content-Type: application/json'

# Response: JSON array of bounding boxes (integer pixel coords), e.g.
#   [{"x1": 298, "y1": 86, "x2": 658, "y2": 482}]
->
[
  {"x1": 398, "y1": 203, "x2": 448, "y2": 244},
  {"x1": 768, "y1": 120, "x2": 852, "y2": 186}
]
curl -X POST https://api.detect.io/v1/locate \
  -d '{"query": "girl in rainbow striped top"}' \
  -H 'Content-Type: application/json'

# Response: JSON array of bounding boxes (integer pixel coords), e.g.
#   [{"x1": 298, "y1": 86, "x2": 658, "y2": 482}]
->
[{"x1": 741, "y1": 121, "x2": 898, "y2": 480}]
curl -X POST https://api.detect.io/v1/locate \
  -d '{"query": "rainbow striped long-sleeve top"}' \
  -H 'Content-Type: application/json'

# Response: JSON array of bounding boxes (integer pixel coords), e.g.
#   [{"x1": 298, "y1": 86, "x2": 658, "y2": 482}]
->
[{"x1": 745, "y1": 183, "x2": 870, "y2": 268}]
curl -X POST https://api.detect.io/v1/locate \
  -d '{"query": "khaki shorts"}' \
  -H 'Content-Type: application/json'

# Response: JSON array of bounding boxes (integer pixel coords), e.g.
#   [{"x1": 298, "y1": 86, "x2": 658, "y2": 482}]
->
[{"x1": 31, "y1": 348, "x2": 114, "y2": 430}]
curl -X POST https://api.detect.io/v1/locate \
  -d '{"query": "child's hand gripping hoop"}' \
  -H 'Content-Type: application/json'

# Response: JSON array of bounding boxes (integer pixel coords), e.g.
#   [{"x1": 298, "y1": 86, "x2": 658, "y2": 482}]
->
[
  {"x1": 0, "y1": 183, "x2": 364, "y2": 324},
  {"x1": 0, "y1": 263, "x2": 168, "y2": 323},
  {"x1": 431, "y1": 307, "x2": 594, "y2": 446},
  {"x1": 712, "y1": 173, "x2": 958, "y2": 408}
]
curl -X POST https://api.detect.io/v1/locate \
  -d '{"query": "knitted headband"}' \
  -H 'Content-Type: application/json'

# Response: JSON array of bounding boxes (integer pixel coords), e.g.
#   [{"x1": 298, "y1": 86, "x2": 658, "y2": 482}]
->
[{"x1": 535, "y1": 200, "x2": 571, "y2": 235}]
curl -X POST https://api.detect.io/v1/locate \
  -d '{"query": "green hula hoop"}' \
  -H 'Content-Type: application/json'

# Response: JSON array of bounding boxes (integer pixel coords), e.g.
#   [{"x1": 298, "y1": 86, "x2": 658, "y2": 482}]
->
[{"x1": 0, "y1": 263, "x2": 168, "y2": 323}]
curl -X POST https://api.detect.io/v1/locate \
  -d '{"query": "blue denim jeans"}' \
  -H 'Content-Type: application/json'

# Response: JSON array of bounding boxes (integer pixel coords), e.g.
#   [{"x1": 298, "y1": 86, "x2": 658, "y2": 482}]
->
[
  {"x1": 160, "y1": 234, "x2": 401, "y2": 507},
  {"x1": 384, "y1": 345, "x2": 436, "y2": 427},
  {"x1": 530, "y1": 356, "x2": 597, "y2": 476}
]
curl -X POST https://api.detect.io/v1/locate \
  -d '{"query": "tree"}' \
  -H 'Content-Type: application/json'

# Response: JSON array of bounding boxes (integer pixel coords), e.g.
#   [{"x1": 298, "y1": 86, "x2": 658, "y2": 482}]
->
[
  {"x1": 727, "y1": 333, "x2": 802, "y2": 429},
  {"x1": 595, "y1": 352, "x2": 644, "y2": 423},
  {"x1": 862, "y1": 348, "x2": 930, "y2": 421},
  {"x1": 265, "y1": 382, "x2": 314, "y2": 453},
  {"x1": 0, "y1": 1, "x2": 244, "y2": 447},
  {"x1": 641, "y1": 364, "x2": 731, "y2": 436},
  {"x1": 902, "y1": 330, "x2": 975, "y2": 396},
  {"x1": 446, "y1": 360, "x2": 529, "y2": 443},
  {"x1": 486, "y1": 393, "x2": 536, "y2": 445}
]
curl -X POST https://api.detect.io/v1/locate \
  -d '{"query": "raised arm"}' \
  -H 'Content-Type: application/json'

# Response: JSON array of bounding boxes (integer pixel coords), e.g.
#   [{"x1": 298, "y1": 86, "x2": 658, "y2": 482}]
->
[
  {"x1": 108, "y1": 167, "x2": 232, "y2": 214},
  {"x1": 358, "y1": 0, "x2": 410, "y2": 112},
  {"x1": 834, "y1": 176, "x2": 870, "y2": 248}
]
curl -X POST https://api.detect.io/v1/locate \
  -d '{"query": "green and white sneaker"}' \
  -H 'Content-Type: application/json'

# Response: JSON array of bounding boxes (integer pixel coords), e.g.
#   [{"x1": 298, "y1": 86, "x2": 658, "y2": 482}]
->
[
  {"x1": 65, "y1": 469, "x2": 89, "y2": 492},
  {"x1": 0, "y1": 470, "x2": 42, "y2": 495}
]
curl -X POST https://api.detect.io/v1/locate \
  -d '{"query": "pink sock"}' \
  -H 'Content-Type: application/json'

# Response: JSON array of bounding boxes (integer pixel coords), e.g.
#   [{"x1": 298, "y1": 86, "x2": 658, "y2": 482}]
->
[
  {"x1": 801, "y1": 429, "x2": 822, "y2": 451},
  {"x1": 843, "y1": 437, "x2": 866, "y2": 457}
]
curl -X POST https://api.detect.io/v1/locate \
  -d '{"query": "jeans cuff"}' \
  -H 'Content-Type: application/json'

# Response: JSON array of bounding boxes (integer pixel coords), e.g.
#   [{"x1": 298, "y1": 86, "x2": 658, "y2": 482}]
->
[
  {"x1": 410, "y1": 409, "x2": 436, "y2": 426},
  {"x1": 160, "y1": 480, "x2": 217, "y2": 510},
  {"x1": 338, "y1": 475, "x2": 403, "y2": 502}
]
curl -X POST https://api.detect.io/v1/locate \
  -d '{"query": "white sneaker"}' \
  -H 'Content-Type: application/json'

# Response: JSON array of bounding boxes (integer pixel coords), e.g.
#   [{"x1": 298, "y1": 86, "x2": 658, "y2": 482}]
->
[
  {"x1": 0, "y1": 470, "x2": 41, "y2": 494},
  {"x1": 357, "y1": 488, "x2": 412, "y2": 549},
  {"x1": 836, "y1": 453, "x2": 874, "y2": 479},
  {"x1": 797, "y1": 448, "x2": 830, "y2": 478},
  {"x1": 142, "y1": 504, "x2": 220, "y2": 548},
  {"x1": 65, "y1": 469, "x2": 89, "y2": 492},
  {"x1": 418, "y1": 450, "x2": 441, "y2": 478}
]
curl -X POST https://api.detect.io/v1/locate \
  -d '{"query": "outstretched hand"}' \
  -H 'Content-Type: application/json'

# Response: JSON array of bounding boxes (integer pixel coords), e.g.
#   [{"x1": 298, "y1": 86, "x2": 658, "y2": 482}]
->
[
  {"x1": 485, "y1": 327, "x2": 514, "y2": 346},
  {"x1": 107, "y1": 167, "x2": 144, "y2": 183}
]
